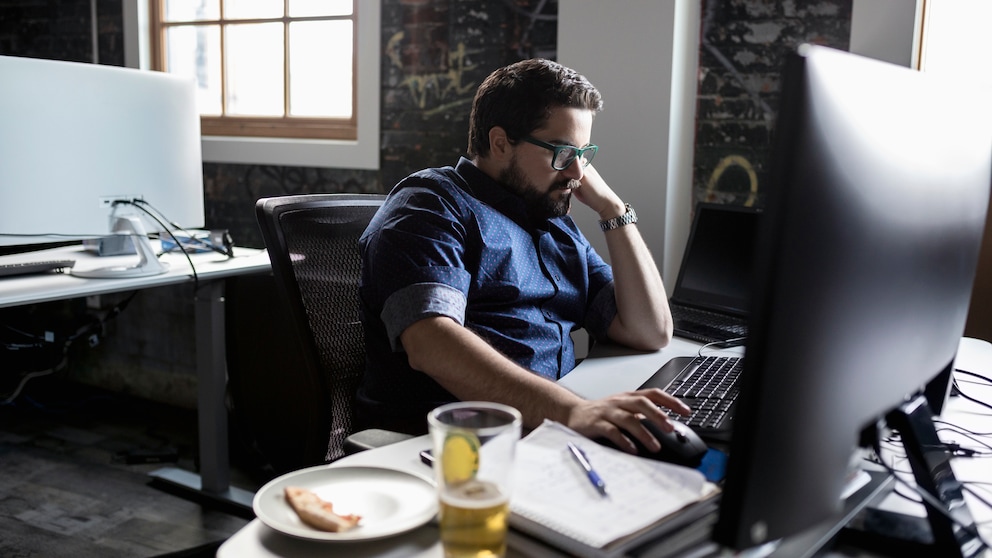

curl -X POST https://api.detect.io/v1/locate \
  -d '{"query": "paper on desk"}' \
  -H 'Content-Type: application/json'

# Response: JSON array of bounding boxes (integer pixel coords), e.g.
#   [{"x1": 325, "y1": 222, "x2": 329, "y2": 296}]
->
[{"x1": 510, "y1": 420, "x2": 710, "y2": 550}]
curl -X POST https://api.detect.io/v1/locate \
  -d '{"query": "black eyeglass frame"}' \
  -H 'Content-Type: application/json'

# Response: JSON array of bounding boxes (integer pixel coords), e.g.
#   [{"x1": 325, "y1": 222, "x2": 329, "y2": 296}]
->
[{"x1": 520, "y1": 136, "x2": 599, "y2": 171}]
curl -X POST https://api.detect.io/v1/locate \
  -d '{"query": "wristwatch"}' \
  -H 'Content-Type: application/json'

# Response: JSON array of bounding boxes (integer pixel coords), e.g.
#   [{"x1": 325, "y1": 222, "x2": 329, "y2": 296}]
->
[{"x1": 599, "y1": 203, "x2": 638, "y2": 231}]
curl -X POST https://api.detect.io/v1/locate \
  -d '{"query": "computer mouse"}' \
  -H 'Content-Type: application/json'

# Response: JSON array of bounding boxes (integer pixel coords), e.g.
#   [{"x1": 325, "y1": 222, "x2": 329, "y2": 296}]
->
[
  {"x1": 637, "y1": 419, "x2": 708, "y2": 468},
  {"x1": 595, "y1": 419, "x2": 708, "y2": 468},
  {"x1": 594, "y1": 418, "x2": 709, "y2": 468}
]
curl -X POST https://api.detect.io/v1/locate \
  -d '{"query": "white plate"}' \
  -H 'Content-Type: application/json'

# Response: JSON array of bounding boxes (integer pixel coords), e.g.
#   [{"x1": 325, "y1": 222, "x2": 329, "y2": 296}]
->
[{"x1": 253, "y1": 465, "x2": 438, "y2": 542}]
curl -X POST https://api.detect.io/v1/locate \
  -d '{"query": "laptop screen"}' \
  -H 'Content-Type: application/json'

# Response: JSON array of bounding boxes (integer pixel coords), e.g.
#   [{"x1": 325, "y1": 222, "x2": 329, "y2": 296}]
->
[{"x1": 672, "y1": 203, "x2": 761, "y2": 315}]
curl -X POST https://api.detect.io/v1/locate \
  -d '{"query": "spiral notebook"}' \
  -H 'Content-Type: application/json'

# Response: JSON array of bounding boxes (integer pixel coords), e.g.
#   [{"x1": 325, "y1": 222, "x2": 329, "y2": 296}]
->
[{"x1": 509, "y1": 421, "x2": 720, "y2": 557}]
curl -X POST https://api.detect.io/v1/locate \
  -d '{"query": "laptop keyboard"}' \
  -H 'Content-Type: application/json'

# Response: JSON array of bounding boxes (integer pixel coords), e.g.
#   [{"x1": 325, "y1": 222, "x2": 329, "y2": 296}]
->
[
  {"x1": 661, "y1": 355, "x2": 743, "y2": 435},
  {"x1": 671, "y1": 305, "x2": 748, "y2": 344}
]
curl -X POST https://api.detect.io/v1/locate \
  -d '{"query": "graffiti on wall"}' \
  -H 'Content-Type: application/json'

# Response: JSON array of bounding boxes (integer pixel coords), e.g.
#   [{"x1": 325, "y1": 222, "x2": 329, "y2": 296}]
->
[
  {"x1": 386, "y1": 32, "x2": 477, "y2": 115},
  {"x1": 703, "y1": 154, "x2": 759, "y2": 207},
  {"x1": 694, "y1": 0, "x2": 853, "y2": 209}
]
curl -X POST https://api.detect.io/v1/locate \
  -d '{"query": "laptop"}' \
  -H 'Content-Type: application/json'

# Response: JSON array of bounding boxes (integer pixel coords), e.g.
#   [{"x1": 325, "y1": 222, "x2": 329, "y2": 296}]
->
[{"x1": 668, "y1": 203, "x2": 761, "y2": 344}]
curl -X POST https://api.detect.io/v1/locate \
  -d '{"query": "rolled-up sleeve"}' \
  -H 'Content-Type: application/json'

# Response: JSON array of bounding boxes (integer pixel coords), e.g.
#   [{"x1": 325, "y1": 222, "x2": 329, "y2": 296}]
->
[
  {"x1": 381, "y1": 281, "x2": 468, "y2": 351},
  {"x1": 362, "y1": 179, "x2": 475, "y2": 351}
]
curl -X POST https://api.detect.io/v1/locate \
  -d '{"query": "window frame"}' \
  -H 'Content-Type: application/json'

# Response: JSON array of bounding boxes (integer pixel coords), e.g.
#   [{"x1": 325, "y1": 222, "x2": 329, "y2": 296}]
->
[
  {"x1": 125, "y1": 0, "x2": 380, "y2": 169},
  {"x1": 148, "y1": 1, "x2": 357, "y2": 141}
]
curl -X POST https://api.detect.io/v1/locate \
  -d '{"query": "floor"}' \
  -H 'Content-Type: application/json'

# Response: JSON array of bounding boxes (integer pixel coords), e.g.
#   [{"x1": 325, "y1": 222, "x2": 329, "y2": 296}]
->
[{"x1": 0, "y1": 370, "x2": 272, "y2": 558}]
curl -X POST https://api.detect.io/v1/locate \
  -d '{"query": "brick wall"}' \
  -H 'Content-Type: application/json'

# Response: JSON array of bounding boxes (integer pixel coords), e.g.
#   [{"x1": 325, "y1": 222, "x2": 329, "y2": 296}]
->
[
  {"x1": 380, "y1": 0, "x2": 557, "y2": 192},
  {"x1": 693, "y1": 0, "x2": 852, "y2": 208}
]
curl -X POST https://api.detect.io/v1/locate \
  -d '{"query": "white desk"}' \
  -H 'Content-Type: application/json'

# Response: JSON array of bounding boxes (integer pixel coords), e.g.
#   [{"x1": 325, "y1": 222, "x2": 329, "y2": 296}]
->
[
  {"x1": 0, "y1": 243, "x2": 272, "y2": 510},
  {"x1": 218, "y1": 337, "x2": 992, "y2": 557},
  {"x1": 216, "y1": 337, "x2": 730, "y2": 557}
]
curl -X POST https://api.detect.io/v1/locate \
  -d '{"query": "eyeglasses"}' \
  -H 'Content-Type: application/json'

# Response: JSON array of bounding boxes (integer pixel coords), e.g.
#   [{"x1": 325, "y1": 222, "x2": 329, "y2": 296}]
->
[{"x1": 521, "y1": 136, "x2": 598, "y2": 171}]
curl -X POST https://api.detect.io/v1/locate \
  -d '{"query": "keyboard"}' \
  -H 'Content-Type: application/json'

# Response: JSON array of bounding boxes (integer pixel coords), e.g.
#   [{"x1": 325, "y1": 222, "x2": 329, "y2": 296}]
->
[
  {"x1": 671, "y1": 304, "x2": 748, "y2": 344},
  {"x1": 0, "y1": 259, "x2": 76, "y2": 278},
  {"x1": 640, "y1": 355, "x2": 743, "y2": 442}
]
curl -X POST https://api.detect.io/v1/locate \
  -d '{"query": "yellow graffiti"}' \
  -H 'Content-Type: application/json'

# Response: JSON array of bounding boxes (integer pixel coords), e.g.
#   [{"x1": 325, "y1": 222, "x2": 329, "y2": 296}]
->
[
  {"x1": 385, "y1": 31, "x2": 404, "y2": 68},
  {"x1": 705, "y1": 155, "x2": 759, "y2": 207},
  {"x1": 386, "y1": 32, "x2": 476, "y2": 111}
]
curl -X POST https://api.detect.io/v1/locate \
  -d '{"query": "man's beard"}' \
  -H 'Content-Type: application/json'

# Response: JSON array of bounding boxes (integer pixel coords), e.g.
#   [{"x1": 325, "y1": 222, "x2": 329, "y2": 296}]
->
[{"x1": 498, "y1": 157, "x2": 577, "y2": 220}]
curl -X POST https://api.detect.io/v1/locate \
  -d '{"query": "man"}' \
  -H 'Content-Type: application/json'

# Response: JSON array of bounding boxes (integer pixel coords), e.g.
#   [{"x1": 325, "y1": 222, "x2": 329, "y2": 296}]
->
[{"x1": 356, "y1": 59, "x2": 688, "y2": 455}]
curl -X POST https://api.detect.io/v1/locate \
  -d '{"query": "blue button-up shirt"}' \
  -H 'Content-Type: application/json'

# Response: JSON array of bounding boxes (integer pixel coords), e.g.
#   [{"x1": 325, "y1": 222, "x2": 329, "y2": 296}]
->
[{"x1": 355, "y1": 158, "x2": 617, "y2": 433}]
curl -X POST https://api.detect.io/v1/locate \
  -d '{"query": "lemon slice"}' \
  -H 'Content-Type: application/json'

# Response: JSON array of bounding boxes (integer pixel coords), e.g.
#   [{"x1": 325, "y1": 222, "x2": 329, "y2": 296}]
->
[{"x1": 441, "y1": 431, "x2": 480, "y2": 484}]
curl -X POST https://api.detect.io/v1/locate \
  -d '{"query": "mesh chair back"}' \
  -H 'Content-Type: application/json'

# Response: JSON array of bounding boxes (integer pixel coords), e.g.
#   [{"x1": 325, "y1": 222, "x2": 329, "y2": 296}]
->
[{"x1": 255, "y1": 194, "x2": 385, "y2": 461}]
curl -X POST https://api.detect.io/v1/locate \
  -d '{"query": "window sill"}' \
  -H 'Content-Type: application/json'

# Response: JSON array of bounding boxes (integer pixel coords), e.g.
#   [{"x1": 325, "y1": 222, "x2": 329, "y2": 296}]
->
[{"x1": 201, "y1": 134, "x2": 378, "y2": 169}]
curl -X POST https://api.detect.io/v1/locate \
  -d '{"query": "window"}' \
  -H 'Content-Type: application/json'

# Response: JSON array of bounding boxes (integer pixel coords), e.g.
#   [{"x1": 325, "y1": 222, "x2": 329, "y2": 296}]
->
[
  {"x1": 916, "y1": 0, "x2": 992, "y2": 75},
  {"x1": 149, "y1": 0, "x2": 357, "y2": 140},
  {"x1": 127, "y1": 0, "x2": 379, "y2": 169}
]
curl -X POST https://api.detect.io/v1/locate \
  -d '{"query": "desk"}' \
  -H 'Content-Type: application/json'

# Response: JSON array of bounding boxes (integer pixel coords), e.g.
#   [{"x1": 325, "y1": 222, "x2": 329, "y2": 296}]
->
[
  {"x1": 218, "y1": 337, "x2": 992, "y2": 557},
  {"x1": 0, "y1": 243, "x2": 271, "y2": 510},
  {"x1": 216, "y1": 337, "x2": 726, "y2": 558}
]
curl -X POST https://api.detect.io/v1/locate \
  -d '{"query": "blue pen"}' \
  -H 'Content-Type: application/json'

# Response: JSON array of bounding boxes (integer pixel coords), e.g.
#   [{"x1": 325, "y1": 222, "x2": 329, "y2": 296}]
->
[{"x1": 567, "y1": 442, "x2": 608, "y2": 497}]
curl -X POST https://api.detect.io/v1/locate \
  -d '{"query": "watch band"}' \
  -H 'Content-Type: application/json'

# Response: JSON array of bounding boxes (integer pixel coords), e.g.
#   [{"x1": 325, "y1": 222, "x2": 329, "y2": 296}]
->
[{"x1": 599, "y1": 203, "x2": 637, "y2": 231}]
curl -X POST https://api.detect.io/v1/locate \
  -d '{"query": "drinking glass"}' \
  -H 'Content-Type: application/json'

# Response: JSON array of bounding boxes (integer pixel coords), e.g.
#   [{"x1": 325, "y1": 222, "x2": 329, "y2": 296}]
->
[{"x1": 428, "y1": 401, "x2": 522, "y2": 558}]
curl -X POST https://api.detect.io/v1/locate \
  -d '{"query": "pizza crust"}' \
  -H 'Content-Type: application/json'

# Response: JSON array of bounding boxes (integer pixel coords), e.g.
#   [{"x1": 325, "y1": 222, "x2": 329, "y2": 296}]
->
[{"x1": 284, "y1": 486, "x2": 362, "y2": 532}]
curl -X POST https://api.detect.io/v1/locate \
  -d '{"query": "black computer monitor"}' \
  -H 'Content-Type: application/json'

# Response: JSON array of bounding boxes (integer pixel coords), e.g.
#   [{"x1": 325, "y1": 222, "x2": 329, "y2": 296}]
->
[{"x1": 713, "y1": 45, "x2": 992, "y2": 555}]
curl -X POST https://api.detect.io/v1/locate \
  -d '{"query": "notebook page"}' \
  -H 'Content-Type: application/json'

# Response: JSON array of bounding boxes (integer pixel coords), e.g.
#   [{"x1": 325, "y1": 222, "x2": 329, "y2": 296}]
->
[{"x1": 510, "y1": 421, "x2": 708, "y2": 549}]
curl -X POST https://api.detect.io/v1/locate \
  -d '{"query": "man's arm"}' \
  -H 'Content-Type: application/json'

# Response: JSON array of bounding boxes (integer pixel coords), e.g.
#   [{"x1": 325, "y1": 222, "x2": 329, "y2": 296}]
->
[
  {"x1": 574, "y1": 165, "x2": 673, "y2": 350},
  {"x1": 401, "y1": 316, "x2": 689, "y2": 454}
]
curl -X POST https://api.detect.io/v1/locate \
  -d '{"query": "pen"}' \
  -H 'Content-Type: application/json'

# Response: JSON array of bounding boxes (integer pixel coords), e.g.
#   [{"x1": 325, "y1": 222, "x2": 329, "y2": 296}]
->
[{"x1": 567, "y1": 442, "x2": 608, "y2": 497}]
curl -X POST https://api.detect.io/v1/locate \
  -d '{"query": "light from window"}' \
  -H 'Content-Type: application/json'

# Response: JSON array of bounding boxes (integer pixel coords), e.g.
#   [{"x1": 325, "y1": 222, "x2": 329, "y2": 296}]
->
[
  {"x1": 150, "y1": 0, "x2": 357, "y2": 140},
  {"x1": 918, "y1": 0, "x2": 992, "y2": 77}
]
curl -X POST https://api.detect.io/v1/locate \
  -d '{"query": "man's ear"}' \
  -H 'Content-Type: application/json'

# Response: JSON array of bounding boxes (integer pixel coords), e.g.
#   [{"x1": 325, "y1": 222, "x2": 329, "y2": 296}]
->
[{"x1": 488, "y1": 126, "x2": 512, "y2": 162}]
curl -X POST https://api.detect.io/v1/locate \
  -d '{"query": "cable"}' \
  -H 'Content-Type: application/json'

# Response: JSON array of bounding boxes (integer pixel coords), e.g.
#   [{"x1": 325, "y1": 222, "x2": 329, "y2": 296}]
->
[
  {"x1": 1, "y1": 322, "x2": 82, "y2": 405},
  {"x1": 696, "y1": 336, "x2": 747, "y2": 358},
  {"x1": 933, "y1": 418, "x2": 992, "y2": 440},
  {"x1": 871, "y1": 436, "x2": 992, "y2": 553},
  {"x1": 2, "y1": 323, "x2": 49, "y2": 350},
  {"x1": 1, "y1": 291, "x2": 138, "y2": 405},
  {"x1": 113, "y1": 200, "x2": 199, "y2": 290},
  {"x1": 951, "y1": 378, "x2": 992, "y2": 412},
  {"x1": 134, "y1": 200, "x2": 234, "y2": 258},
  {"x1": 932, "y1": 420, "x2": 992, "y2": 457},
  {"x1": 131, "y1": 199, "x2": 234, "y2": 258},
  {"x1": 956, "y1": 369, "x2": 992, "y2": 385},
  {"x1": 1, "y1": 369, "x2": 56, "y2": 406}
]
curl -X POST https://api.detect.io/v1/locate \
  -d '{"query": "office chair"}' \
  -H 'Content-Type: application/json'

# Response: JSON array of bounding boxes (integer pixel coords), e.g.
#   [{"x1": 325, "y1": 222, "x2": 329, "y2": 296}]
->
[{"x1": 236, "y1": 193, "x2": 410, "y2": 470}]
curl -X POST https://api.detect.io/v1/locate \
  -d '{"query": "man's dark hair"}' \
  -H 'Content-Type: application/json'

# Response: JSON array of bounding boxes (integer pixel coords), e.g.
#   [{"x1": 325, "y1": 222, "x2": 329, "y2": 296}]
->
[{"x1": 467, "y1": 59, "x2": 603, "y2": 158}]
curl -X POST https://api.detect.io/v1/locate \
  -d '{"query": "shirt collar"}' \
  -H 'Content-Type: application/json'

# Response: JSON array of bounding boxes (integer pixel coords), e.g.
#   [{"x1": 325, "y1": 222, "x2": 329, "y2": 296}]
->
[{"x1": 453, "y1": 157, "x2": 553, "y2": 232}]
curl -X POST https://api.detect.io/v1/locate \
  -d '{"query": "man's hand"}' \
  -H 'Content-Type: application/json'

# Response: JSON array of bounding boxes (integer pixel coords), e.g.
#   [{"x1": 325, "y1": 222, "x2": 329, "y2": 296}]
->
[
  {"x1": 403, "y1": 317, "x2": 689, "y2": 451},
  {"x1": 571, "y1": 163, "x2": 674, "y2": 350},
  {"x1": 571, "y1": 164, "x2": 626, "y2": 220},
  {"x1": 564, "y1": 389, "x2": 692, "y2": 455}
]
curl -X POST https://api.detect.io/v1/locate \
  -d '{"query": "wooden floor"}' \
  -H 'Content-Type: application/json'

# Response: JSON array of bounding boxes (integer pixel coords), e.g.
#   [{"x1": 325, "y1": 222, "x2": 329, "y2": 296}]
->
[{"x1": 0, "y1": 371, "x2": 272, "y2": 557}]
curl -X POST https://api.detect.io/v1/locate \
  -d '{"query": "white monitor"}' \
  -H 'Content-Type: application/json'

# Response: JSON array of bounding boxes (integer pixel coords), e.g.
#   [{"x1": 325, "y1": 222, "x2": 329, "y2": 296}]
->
[{"x1": 0, "y1": 55, "x2": 205, "y2": 277}]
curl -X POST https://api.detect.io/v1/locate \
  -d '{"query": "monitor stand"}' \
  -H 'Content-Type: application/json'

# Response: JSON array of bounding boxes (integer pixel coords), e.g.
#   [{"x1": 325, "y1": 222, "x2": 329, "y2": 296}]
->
[
  {"x1": 838, "y1": 394, "x2": 984, "y2": 558},
  {"x1": 72, "y1": 216, "x2": 169, "y2": 278}
]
